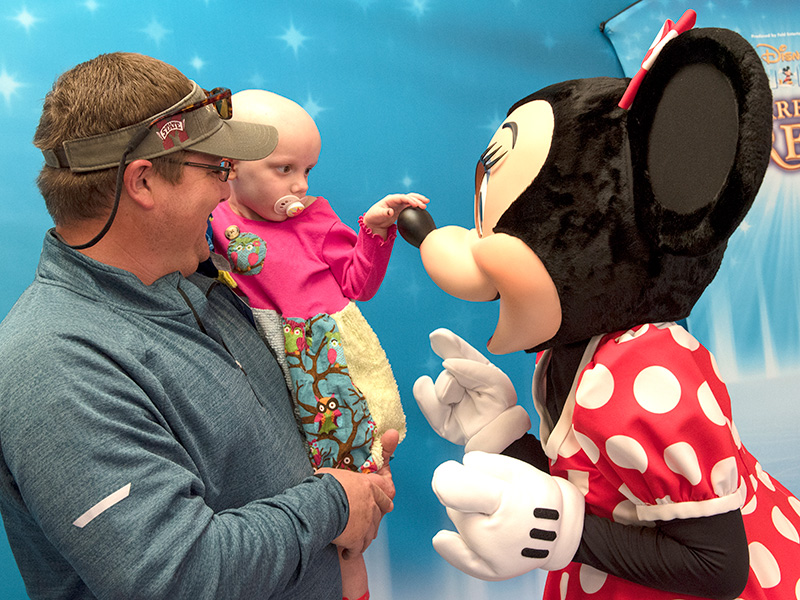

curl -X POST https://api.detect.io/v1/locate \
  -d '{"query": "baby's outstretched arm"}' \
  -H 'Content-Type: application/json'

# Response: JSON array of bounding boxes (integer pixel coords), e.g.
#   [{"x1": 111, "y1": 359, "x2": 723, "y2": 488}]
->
[{"x1": 363, "y1": 193, "x2": 429, "y2": 240}]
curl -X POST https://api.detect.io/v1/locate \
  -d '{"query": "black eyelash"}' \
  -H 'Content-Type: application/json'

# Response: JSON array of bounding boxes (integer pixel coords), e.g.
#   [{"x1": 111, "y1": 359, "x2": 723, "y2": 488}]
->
[{"x1": 480, "y1": 142, "x2": 507, "y2": 171}]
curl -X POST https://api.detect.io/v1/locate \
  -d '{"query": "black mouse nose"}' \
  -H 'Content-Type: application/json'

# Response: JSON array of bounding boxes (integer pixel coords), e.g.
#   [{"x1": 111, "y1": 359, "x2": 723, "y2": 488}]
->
[{"x1": 397, "y1": 206, "x2": 436, "y2": 248}]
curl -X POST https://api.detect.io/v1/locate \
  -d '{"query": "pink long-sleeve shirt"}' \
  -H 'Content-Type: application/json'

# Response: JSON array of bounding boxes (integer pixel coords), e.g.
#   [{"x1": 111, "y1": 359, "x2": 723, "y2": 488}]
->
[{"x1": 210, "y1": 197, "x2": 396, "y2": 319}]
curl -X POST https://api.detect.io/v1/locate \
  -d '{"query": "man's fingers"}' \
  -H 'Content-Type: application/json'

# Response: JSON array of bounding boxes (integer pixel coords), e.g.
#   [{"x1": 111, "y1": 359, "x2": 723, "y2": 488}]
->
[
  {"x1": 374, "y1": 484, "x2": 394, "y2": 515},
  {"x1": 370, "y1": 469, "x2": 396, "y2": 505}
]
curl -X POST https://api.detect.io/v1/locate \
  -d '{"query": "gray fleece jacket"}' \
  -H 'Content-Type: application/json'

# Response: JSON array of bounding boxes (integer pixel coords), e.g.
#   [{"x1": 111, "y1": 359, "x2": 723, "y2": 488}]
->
[{"x1": 0, "y1": 231, "x2": 348, "y2": 599}]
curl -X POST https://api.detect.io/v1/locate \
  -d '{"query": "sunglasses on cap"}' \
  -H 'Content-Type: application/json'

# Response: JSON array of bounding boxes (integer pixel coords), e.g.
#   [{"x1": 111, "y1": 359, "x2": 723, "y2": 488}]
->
[{"x1": 147, "y1": 87, "x2": 232, "y2": 128}]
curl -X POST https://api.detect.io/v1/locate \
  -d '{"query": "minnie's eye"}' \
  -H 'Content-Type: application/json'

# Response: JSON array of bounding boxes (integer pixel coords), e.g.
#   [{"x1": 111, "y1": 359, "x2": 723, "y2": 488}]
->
[
  {"x1": 475, "y1": 169, "x2": 489, "y2": 238},
  {"x1": 474, "y1": 142, "x2": 506, "y2": 238}
]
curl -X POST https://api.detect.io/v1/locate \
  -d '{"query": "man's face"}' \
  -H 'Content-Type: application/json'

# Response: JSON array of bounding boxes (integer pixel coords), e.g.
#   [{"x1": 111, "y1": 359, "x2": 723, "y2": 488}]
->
[
  {"x1": 227, "y1": 126, "x2": 321, "y2": 222},
  {"x1": 148, "y1": 152, "x2": 231, "y2": 277}
]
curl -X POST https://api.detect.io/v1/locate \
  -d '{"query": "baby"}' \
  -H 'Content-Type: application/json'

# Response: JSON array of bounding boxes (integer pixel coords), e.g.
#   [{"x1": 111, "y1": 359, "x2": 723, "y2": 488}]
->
[{"x1": 210, "y1": 89, "x2": 428, "y2": 600}]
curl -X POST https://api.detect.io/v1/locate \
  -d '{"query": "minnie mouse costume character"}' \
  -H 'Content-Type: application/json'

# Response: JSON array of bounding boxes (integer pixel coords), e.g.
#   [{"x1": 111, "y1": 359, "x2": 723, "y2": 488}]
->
[{"x1": 398, "y1": 13, "x2": 800, "y2": 600}]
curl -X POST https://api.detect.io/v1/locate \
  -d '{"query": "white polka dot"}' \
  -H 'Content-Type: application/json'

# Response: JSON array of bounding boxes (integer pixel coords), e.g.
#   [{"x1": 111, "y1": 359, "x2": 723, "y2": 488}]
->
[
  {"x1": 773, "y1": 506, "x2": 800, "y2": 543},
  {"x1": 579, "y1": 564, "x2": 607, "y2": 594},
  {"x1": 789, "y1": 495, "x2": 800, "y2": 518},
  {"x1": 711, "y1": 456, "x2": 738, "y2": 497},
  {"x1": 756, "y1": 462, "x2": 777, "y2": 492},
  {"x1": 749, "y1": 541, "x2": 781, "y2": 588},
  {"x1": 795, "y1": 577, "x2": 800, "y2": 600},
  {"x1": 560, "y1": 572, "x2": 569, "y2": 600},
  {"x1": 750, "y1": 474, "x2": 759, "y2": 493},
  {"x1": 742, "y1": 494, "x2": 757, "y2": 515},
  {"x1": 566, "y1": 470, "x2": 589, "y2": 496},
  {"x1": 697, "y1": 382, "x2": 727, "y2": 426},
  {"x1": 654, "y1": 494, "x2": 675, "y2": 506},
  {"x1": 574, "y1": 429, "x2": 600, "y2": 464},
  {"x1": 576, "y1": 364, "x2": 614, "y2": 409},
  {"x1": 611, "y1": 499, "x2": 640, "y2": 525},
  {"x1": 616, "y1": 324, "x2": 649, "y2": 343},
  {"x1": 618, "y1": 483, "x2": 645, "y2": 505},
  {"x1": 737, "y1": 477, "x2": 747, "y2": 505},
  {"x1": 664, "y1": 442, "x2": 702, "y2": 485},
  {"x1": 668, "y1": 325, "x2": 700, "y2": 351},
  {"x1": 633, "y1": 366, "x2": 682, "y2": 414},
  {"x1": 558, "y1": 429, "x2": 582, "y2": 459},
  {"x1": 606, "y1": 435, "x2": 648, "y2": 473}
]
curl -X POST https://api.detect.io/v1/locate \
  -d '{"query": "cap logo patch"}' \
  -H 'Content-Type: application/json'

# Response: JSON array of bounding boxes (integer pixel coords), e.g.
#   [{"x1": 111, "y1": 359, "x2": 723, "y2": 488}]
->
[{"x1": 156, "y1": 114, "x2": 189, "y2": 150}]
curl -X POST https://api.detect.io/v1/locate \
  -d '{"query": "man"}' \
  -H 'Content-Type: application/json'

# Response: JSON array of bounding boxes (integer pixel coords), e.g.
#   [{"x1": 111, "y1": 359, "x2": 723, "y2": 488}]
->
[{"x1": 0, "y1": 52, "x2": 396, "y2": 599}]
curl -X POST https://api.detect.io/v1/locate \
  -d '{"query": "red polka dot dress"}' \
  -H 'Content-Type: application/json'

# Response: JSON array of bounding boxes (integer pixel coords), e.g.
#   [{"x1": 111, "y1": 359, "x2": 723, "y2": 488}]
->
[{"x1": 533, "y1": 323, "x2": 800, "y2": 599}]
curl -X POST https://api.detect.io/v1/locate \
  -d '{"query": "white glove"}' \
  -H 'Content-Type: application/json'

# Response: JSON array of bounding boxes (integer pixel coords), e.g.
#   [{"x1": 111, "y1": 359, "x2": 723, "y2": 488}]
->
[
  {"x1": 431, "y1": 452, "x2": 585, "y2": 581},
  {"x1": 413, "y1": 328, "x2": 530, "y2": 452}
]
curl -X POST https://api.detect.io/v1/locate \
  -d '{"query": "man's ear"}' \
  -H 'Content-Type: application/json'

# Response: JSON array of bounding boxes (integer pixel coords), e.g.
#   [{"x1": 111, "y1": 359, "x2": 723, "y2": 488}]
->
[{"x1": 123, "y1": 159, "x2": 156, "y2": 209}]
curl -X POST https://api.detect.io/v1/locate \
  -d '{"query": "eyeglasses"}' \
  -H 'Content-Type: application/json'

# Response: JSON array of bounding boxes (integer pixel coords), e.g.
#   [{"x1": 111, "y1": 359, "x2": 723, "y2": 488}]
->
[
  {"x1": 165, "y1": 159, "x2": 232, "y2": 182},
  {"x1": 147, "y1": 87, "x2": 233, "y2": 128}
]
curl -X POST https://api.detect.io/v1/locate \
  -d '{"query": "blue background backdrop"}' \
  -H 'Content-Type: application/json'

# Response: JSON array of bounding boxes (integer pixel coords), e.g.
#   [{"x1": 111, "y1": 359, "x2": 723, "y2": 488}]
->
[{"x1": 1, "y1": 1, "x2": 797, "y2": 598}]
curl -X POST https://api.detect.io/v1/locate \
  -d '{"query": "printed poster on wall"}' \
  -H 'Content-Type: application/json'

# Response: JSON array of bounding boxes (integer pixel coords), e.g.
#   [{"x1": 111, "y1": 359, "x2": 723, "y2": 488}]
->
[{"x1": 603, "y1": 0, "x2": 800, "y2": 494}]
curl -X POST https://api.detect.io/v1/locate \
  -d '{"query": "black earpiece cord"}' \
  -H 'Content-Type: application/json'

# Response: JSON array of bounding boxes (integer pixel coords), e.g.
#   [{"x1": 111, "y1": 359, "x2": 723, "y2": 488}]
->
[{"x1": 61, "y1": 125, "x2": 151, "y2": 250}]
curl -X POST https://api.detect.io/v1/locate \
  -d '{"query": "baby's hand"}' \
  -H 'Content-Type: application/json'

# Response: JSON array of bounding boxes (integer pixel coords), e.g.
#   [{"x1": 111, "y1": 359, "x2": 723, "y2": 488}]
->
[{"x1": 363, "y1": 192, "x2": 429, "y2": 240}]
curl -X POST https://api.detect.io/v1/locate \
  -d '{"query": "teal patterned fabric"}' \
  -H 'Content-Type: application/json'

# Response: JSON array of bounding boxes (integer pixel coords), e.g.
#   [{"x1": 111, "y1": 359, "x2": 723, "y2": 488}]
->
[{"x1": 283, "y1": 313, "x2": 377, "y2": 472}]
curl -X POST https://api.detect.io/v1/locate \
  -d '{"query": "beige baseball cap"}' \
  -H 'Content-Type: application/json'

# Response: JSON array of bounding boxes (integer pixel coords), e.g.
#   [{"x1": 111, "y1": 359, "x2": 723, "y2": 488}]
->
[{"x1": 41, "y1": 81, "x2": 278, "y2": 172}]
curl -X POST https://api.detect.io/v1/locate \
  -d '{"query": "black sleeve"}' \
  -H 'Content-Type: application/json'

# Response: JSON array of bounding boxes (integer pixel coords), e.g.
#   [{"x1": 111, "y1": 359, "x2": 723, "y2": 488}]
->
[
  {"x1": 499, "y1": 433, "x2": 748, "y2": 598},
  {"x1": 574, "y1": 510, "x2": 750, "y2": 600},
  {"x1": 501, "y1": 433, "x2": 550, "y2": 472}
]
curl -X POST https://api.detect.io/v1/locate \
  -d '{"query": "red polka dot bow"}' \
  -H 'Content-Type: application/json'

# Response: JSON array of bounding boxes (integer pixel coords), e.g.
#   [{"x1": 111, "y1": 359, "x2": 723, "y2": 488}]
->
[{"x1": 618, "y1": 9, "x2": 697, "y2": 110}]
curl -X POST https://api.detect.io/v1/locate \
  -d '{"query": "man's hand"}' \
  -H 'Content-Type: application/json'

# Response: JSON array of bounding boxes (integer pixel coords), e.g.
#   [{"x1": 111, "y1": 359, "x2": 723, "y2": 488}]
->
[{"x1": 320, "y1": 429, "x2": 399, "y2": 558}]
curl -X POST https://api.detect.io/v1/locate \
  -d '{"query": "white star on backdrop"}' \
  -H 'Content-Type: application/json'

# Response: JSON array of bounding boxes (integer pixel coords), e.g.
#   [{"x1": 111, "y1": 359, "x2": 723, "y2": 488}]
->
[
  {"x1": 11, "y1": 7, "x2": 39, "y2": 32},
  {"x1": 407, "y1": 0, "x2": 430, "y2": 18},
  {"x1": 83, "y1": 0, "x2": 100, "y2": 12},
  {"x1": 627, "y1": 29, "x2": 644, "y2": 44},
  {"x1": 279, "y1": 23, "x2": 309, "y2": 58},
  {"x1": 482, "y1": 111, "x2": 504, "y2": 135},
  {"x1": 401, "y1": 174, "x2": 415, "y2": 188},
  {"x1": 190, "y1": 56, "x2": 205, "y2": 71},
  {"x1": 248, "y1": 73, "x2": 267, "y2": 89},
  {"x1": 0, "y1": 67, "x2": 23, "y2": 104},
  {"x1": 302, "y1": 94, "x2": 327, "y2": 120},
  {"x1": 142, "y1": 18, "x2": 170, "y2": 45},
  {"x1": 542, "y1": 33, "x2": 557, "y2": 50}
]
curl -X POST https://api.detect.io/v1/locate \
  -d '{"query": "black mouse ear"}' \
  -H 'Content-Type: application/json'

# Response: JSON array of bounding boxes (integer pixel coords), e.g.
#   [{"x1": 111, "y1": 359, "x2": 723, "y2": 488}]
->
[{"x1": 628, "y1": 27, "x2": 773, "y2": 256}]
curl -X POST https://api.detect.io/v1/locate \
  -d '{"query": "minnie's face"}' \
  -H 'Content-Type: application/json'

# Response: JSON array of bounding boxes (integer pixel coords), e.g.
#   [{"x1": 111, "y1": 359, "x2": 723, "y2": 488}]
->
[
  {"x1": 417, "y1": 100, "x2": 562, "y2": 354},
  {"x1": 474, "y1": 100, "x2": 554, "y2": 239}
]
